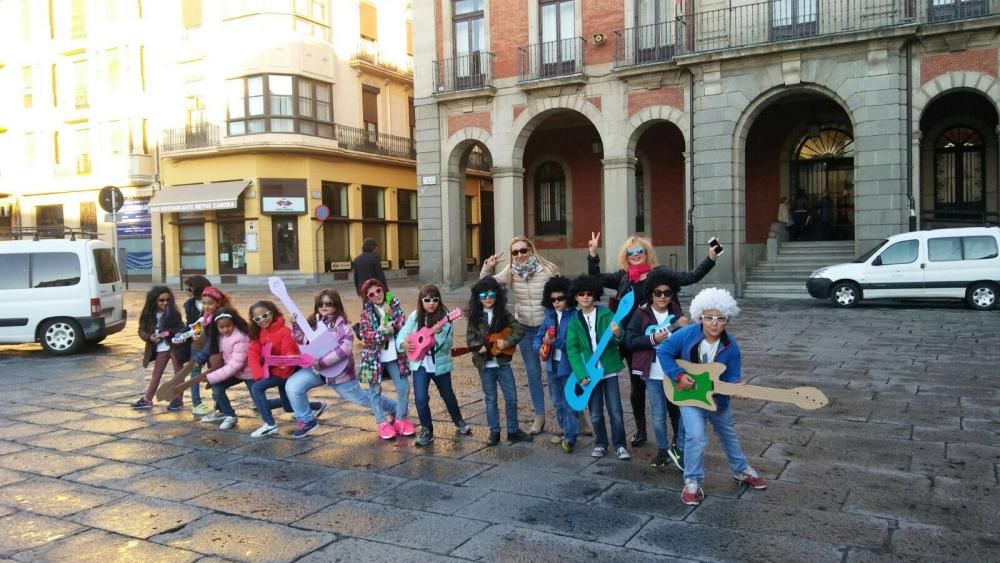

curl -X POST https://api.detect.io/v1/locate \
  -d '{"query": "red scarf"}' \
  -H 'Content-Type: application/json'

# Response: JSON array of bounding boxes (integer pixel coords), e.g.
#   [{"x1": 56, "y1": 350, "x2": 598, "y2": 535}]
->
[{"x1": 627, "y1": 263, "x2": 651, "y2": 283}]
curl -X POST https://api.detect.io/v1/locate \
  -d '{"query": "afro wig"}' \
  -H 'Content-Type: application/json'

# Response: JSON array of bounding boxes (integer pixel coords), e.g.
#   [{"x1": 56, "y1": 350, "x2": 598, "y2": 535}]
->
[
  {"x1": 468, "y1": 276, "x2": 507, "y2": 323},
  {"x1": 569, "y1": 274, "x2": 605, "y2": 301},
  {"x1": 644, "y1": 268, "x2": 681, "y2": 303},
  {"x1": 542, "y1": 276, "x2": 574, "y2": 308}
]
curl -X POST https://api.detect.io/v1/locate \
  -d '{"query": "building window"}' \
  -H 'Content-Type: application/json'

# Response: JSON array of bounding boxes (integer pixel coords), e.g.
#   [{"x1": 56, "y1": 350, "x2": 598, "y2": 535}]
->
[
  {"x1": 226, "y1": 74, "x2": 334, "y2": 138},
  {"x1": 362, "y1": 86, "x2": 379, "y2": 141},
  {"x1": 179, "y1": 223, "x2": 207, "y2": 272},
  {"x1": 73, "y1": 60, "x2": 88, "y2": 109},
  {"x1": 539, "y1": 0, "x2": 576, "y2": 76},
  {"x1": 80, "y1": 202, "x2": 97, "y2": 232},
  {"x1": 24, "y1": 133, "x2": 35, "y2": 165},
  {"x1": 928, "y1": 0, "x2": 990, "y2": 22},
  {"x1": 322, "y1": 182, "x2": 349, "y2": 218},
  {"x1": 71, "y1": 0, "x2": 86, "y2": 39},
  {"x1": 360, "y1": 2, "x2": 377, "y2": 39},
  {"x1": 771, "y1": 0, "x2": 819, "y2": 41},
  {"x1": 22, "y1": 66, "x2": 32, "y2": 109},
  {"x1": 409, "y1": 96, "x2": 415, "y2": 140},
  {"x1": 793, "y1": 127, "x2": 854, "y2": 240},
  {"x1": 182, "y1": 0, "x2": 202, "y2": 29},
  {"x1": 398, "y1": 190, "x2": 418, "y2": 266},
  {"x1": 534, "y1": 162, "x2": 567, "y2": 236},
  {"x1": 454, "y1": 0, "x2": 485, "y2": 84},
  {"x1": 106, "y1": 48, "x2": 120, "y2": 93},
  {"x1": 75, "y1": 128, "x2": 91, "y2": 175},
  {"x1": 361, "y1": 186, "x2": 386, "y2": 257},
  {"x1": 321, "y1": 182, "x2": 350, "y2": 266},
  {"x1": 36, "y1": 204, "x2": 65, "y2": 237},
  {"x1": 21, "y1": 0, "x2": 31, "y2": 40},
  {"x1": 294, "y1": 0, "x2": 327, "y2": 21},
  {"x1": 934, "y1": 127, "x2": 985, "y2": 216},
  {"x1": 634, "y1": 0, "x2": 675, "y2": 63}
]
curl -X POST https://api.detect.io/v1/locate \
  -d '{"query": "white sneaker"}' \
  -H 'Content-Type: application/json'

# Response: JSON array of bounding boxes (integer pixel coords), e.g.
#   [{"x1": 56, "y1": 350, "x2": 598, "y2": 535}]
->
[
  {"x1": 251, "y1": 423, "x2": 278, "y2": 438},
  {"x1": 591, "y1": 446, "x2": 607, "y2": 458},
  {"x1": 615, "y1": 447, "x2": 631, "y2": 460},
  {"x1": 219, "y1": 416, "x2": 237, "y2": 430},
  {"x1": 201, "y1": 410, "x2": 225, "y2": 423}
]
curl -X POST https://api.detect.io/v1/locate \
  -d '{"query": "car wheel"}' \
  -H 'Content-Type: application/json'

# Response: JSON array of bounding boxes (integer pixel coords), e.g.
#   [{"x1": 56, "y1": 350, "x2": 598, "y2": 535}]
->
[
  {"x1": 966, "y1": 282, "x2": 998, "y2": 311},
  {"x1": 830, "y1": 282, "x2": 860, "y2": 308},
  {"x1": 40, "y1": 319, "x2": 85, "y2": 355}
]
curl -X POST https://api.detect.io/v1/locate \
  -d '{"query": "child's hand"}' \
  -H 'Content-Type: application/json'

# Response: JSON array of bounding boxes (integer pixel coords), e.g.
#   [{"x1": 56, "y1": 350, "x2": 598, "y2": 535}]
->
[
  {"x1": 542, "y1": 332, "x2": 554, "y2": 345},
  {"x1": 653, "y1": 329, "x2": 669, "y2": 344},
  {"x1": 478, "y1": 345, "x2": 487, "y2": 354},
  {"x1": 731, "y1": 381, "x2": 747, "y2": 399},
  {"x1": 676, "y1": 373, "x2": 695, "y2": 390},
  {"x1": 580, "y1": 376, "x2": 591, "y2": 386},
  {"x1": 402, "y1": 340, "x2": 414, "y2": 354},
  {"x1": 611, "y1": 322, "x2": 622, "y2": 338},
  {"x1": 311, "y1": 360, "x2": 323, "y2": 371},
  {"x1": 496, "y1": 339, "x2": 508, "y2": 350}
]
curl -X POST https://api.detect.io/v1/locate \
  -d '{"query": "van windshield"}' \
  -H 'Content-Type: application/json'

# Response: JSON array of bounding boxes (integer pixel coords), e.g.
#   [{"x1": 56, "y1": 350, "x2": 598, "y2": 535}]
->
[
  {"x1": 854, "y1": 240, "x2": 888, "y2": 263},
  {"x1": 93, "y1": 248, "x2": 120, "y2": 284}
]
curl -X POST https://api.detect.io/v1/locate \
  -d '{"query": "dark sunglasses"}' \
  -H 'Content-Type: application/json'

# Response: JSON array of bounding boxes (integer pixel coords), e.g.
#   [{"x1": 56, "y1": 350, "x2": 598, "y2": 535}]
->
[
  {"x1": 478, "y1": 290, "x2": 497, "y2": 300},
  {"x1": 510, "y1": 247, "x2": 531, "y2": 256},
  {"x1": 550, "y1": 295, "x2": 566, "y2": 302},
  {"x1": 421, "y1": 297, "x2": 440, "y2": 304},
  {"x1": 626, "y1": 247, "x2": 645, "y2": 256},
  {"x1": 184, "y1": 287, "x2": 194, "y2": 293},
  {"x1": 366, "y1": 287, "x2": 384, "y2": 299},
  {"x1": 318, "y1": 300, "x2": 335, "y2": 307},
  {"x1": 576, "y1": 291, "x2": 594, "y2": 298},
  {"x1": 652, "y1": 289, "x2": 674, "y2": 298},
  {"x1": 252, "y1": 311, "x2": 273, "y2": 323}
]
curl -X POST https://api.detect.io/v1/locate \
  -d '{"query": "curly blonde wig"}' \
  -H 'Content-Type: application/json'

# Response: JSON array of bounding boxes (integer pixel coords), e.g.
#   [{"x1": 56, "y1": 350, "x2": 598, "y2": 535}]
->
[{"x1": 616, "y1": 235, "x2": 658, "y2": 271}]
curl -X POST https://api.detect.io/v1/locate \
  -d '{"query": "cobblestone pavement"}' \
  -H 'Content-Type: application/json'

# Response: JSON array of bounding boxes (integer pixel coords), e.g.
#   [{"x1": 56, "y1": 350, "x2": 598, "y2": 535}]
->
[{"x1": 0, "y1": 280, "x2": 997, "y2": 562}]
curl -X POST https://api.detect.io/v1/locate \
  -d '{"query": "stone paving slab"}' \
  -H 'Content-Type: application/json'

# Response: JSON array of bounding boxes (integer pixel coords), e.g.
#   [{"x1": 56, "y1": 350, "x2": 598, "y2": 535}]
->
[
  {"x1": 298, "y1": 537, "x2": 465, "y2": 563},
  {"x1": 371, "y1": 479, "x2": 489, "y2": 515},
  {"x1": 0, "y1": 443, "x2": 25, "y2": 457},
  {"x1": 190, "y1": 482, "x2": 334, "y2": 524},
  {"x1": 63, "y1": 461, "x2": 157, "y2": 488},
  {"x1": 465, "y1": 464, "x2": 613, "y2": 503},
  {"x1": 452, "y1": 524, "x2": 687, "y2": 562},
  {"x1": 0, "y1": 512, "x2": 83, "y2": 557},
  {"x1": 109, "y1": 468, "x2": 236, "y2": 502},
  {"x1": 59, "y1": 416, "x2": 151, "y2": 435},
  {"x1": 0, "y1": 449, "x2": 104, "y2": 478},
  {"x1": 20, "y1": 429, "x2": 117, "y2": 452},
  {"x1": 85, "y1": 440, "x2": 192, "y2": 465},
  {"x1": 300, "y1": 468, "x2": 407, "y2": 501},
  {"x1": 204, "y1": 456, "x2": 336, "y2": 490},
  {"x1": 890, "y1": 522, "x2": 1000, "y2": 562},
  {"x1": 0, "y1": 477, "x2": 123, "y2": 518},
  {"x1": 70, "y1": 495, "x2": 209, "y2": 539},
  {"x1": 12, "y1": 528, "x2": 201, "y2": 563},
  {"x1": 382, "y1": 453, "x2": 491, "y2": 484},
  {"x1": 151, "y1": 513, "x2": 335, "y2": 562}
]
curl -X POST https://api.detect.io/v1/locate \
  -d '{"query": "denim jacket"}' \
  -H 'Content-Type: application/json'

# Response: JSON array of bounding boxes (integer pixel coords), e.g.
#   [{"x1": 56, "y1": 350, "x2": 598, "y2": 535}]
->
[{"x1": 656, "y1": 322, "x2": 741, "y2": 410}]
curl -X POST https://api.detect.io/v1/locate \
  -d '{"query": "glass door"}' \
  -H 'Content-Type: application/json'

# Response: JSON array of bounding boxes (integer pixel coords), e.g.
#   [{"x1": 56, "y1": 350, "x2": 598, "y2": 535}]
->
[
  {"x1": 454, "y1": 0, "x2": 485, "y2": 89},
  {"x1": 540, "y1": 0, "x2": 576, "y2": 77},
  {"x1": 635, "y1": 0, "x2": 674, "y2": 64},
  {"x1": 770, "y1": 0, "x2": 819, "y2": 41},
  {"x1": 272, "y1": 217, "x2": 299, "y2": 271},
  {"x1": 218, "y1": 222, "x2": 246, "y2": 275}
]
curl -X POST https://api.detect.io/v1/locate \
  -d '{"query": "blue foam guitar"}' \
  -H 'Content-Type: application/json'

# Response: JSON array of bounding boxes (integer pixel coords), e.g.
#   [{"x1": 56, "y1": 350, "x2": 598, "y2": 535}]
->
[
  {"x1": 644, "y1": 313, "x2": 676, "y2": 336},
  {"x1": 564, "y1": 290, "x2": 636, "y2": 412}
]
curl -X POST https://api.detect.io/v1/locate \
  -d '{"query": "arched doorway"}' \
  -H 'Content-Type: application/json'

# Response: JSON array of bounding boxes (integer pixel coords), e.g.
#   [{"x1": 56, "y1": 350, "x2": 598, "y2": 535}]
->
[
  {"x1": 791, "y1": 127, "x2": 855, "y2": 240},
  {"x1": 457, "y1": 142, "x2": 494, "y2": 277},
  {"x1": 632, "y1": 121, "x2": 686, "y2": 263}
]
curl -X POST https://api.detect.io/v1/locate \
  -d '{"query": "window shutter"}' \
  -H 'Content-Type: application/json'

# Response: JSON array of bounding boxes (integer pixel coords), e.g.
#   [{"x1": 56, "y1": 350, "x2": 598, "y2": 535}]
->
[
  {"x1": 182, "y1": 0, "x2": 202, "y2": 29},
  {"x1": 360, "y1": 3, "x2": 377, "y2": 39},
  {"x1": 362, "y1": 87, "x2": 379, "y2": 124},
  {"x1": 406, "y1": 20, "x2": 413, "y2": 55}
]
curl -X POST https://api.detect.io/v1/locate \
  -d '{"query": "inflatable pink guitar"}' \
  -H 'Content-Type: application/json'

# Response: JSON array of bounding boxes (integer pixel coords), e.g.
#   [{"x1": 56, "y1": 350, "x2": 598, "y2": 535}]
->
[
  {"x1": 261, "y1": 343, "x2": 314, "y2": 372},
  {"x1": 268, "y1": 277, "x2": 348, "y2": 374},
  {"x1": 406, "y1": 308, "x2": 462, "y2": 361}
]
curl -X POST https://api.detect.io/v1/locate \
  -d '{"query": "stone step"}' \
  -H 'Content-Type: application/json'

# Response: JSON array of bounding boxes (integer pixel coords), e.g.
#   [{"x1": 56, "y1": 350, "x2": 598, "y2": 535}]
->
[
  {"x1": 743, "y1": 282, "x2": 807, "y2": 291},
  {"x1": 741, "y1": 291, "x2": 812, "y2": 299}
]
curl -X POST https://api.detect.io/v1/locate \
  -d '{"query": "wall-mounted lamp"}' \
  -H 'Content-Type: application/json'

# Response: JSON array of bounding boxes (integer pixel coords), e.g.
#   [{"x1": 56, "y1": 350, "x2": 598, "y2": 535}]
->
[{"x1": 592, "y1": 141, "x2": 603, "y2": 155}]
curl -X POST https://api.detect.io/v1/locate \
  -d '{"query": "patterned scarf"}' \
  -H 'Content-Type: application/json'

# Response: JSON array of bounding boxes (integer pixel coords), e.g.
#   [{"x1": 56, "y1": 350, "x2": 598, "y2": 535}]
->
[{"x1": 511, "y1": 254, "x2": 542, "y2": 280}]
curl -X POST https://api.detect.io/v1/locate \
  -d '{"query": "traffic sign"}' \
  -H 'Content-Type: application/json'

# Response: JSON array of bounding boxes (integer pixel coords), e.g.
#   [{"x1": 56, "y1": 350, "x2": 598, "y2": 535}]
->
[
  {"x1": 314, "y1": 204, "x2": 331, "y2": 222},
  {"x1": 99, "y1": 186, "x2": 125, "y2": 213}
]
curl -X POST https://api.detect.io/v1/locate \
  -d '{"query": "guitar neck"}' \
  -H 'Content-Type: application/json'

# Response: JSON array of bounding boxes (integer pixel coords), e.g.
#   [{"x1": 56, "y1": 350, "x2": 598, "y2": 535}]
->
[
  {"x1": 714, "y1": 382, "x2": 803, "y2": 404},
  {"x1": 269, "y1": 277, "x2": 318, "y2": 341}
]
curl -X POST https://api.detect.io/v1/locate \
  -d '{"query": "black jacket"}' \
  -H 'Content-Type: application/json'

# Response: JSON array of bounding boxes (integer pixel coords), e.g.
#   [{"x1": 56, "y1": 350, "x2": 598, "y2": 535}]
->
[{"x1": 353, "y1": 251, "x2": 388, "y2": 295}]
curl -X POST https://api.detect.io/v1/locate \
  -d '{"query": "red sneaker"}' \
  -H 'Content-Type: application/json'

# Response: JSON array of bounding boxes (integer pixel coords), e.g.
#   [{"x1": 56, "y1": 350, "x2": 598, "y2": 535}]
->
[
  {"x1": 377, "y1": 421, "x2": 396, "y2": 440},
  {"x1": 396, "y1": 418, "x2": 416, "y2": 437},
  {"x1": 734, "y1": 467, "x2": 767, "y2": 489},
  {"x1": 681, "y1": 480, "x2": 704, "y2": 505}
]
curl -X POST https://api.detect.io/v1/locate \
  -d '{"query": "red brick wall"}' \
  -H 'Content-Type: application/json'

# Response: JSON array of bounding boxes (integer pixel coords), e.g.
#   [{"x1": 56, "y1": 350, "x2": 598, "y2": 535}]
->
[
  {"x1": 587, "y1": 96, "x2": 602, "y2": 111},
  {"x1": 582, "y1": 0, "x2": 623, "y2": 66},
  {"x1": 513, "y1": 104, "x2": 527, "y2": 122},
  {"x1": 435, "y1": 0, "x2": 444, "y2": 64},
  {"x1": 637, "y1": 123, "x2": 685, "y2": 246},
  {"x1": 921, "y1": 48, "x2": 999, "y2": 84},
  {"x1": 522, "y1": 126, "x2": 603, "y2": 249},
  {"x1": 447, "y1": 112, "x2": 492, "y2": 137},
  {"x1": 492, "y1": 1, "x2": 528, "y2": 79},
  {"x1": 627, "y1": 88, "x2": 684, "y2": 117}
]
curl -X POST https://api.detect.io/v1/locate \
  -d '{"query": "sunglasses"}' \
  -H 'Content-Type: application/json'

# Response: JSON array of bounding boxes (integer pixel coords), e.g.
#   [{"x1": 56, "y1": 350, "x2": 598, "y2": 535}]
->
[
  {"x1": 318, "y1": 301, "x2": 335, "y2": 307},
  {"x1": 510, "y1": 247, "x2": 531, "y2": 256},
  {"x1": 252, "y1": 311, "x2": 273, "y2": 323},
  {"x1": 550, "y1": 295, "x2": 566, "y2": 302},
  {"x1": 701, "y1": 315, "x2": 728, "y2": 324},
  {"x1": 652, "y1": 289, "x2": 674, "y2": 298},
  {"x1": 576, "y1": 291, "x2": 594, "y2": 298},
  {"x1": 421, "y1": 297, "x2": 440, "y2": 304},
  {"x1": 366, "y1": 287, "x2": 384, "y2": 299},
  {"x1": 184, "y1": 287, "x2": 194, "y2": 293},
  {"x1": 478, "y1": 291, "x2": 497, "y2": 300},
  {"x1": 626, "y1": 247, "x2": 645, "y2": 257}
]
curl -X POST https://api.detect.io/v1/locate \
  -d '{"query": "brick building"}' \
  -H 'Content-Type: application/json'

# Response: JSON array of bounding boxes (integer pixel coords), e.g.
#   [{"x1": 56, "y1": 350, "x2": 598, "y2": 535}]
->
[{"x1": 412, "y1": 0, "x2": 1000, "y2": 293}]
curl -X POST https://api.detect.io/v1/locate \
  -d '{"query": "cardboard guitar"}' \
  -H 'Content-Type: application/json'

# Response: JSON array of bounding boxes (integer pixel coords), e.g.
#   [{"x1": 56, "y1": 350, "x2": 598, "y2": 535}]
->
[
  {"x1": 564, "y1": 290, "x2": 636, "y2": 412},
  {"x1": 406, "y1": 308, "x2": 462, "y2": 361},
  {"x1": 267, "y1": 276, "x2": 345, "y2": 374},
  {"x1": 154, "y1": 360, "x2": 197, "y2": 402},
  {"x1": 667, "y1": 359, "x2": 828, "y2": 411}
]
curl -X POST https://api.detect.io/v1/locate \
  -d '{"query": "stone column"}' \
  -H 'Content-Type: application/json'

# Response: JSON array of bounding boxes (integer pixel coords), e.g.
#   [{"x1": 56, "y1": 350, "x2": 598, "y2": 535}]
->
[
  {"x1": 911, "y1": 130, "x2": 922, "y2": 230},
  {"x1": 601, "y1": 157, "x2": 637, "y2": 265},
  {"x1": 440, "y1": 173, "x2": 466, "y2": 287},
  {"x1": 491, "y1": 166, "x2": 525, "y2": 260}
]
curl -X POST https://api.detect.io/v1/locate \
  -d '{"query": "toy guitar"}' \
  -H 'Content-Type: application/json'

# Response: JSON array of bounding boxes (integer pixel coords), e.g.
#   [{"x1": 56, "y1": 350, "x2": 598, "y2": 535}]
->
[
  {"x1": 268, "y1": 277, "x2": 346, "y2": 374},
  {"x1": 406, "y1": 308, "x2": 462, "y2": 361},
  {"x1": 487, "y1": 327, "x2": 516, "y2": 357},
  {"x1": 539, "y1": 326, "x2": 556, "y2": 360},
  {"x1": 564, "y1": 290, "x2": 636, "y2": 412},
  {"x1": 644, "y1": 313, "x2": 676, "y2": 336},
  {"x1": 171, "y1": 319, "x2": 203, "y2": 344},
  {"x1": 262, "y1": 343, "x2": 315, "y2": 372},
  {"x1": 666, "y1": 359, "x2": 828, "y2": 411},
  {"x1": 154, "y1": 360, "x2": 197, "y2": 402}
]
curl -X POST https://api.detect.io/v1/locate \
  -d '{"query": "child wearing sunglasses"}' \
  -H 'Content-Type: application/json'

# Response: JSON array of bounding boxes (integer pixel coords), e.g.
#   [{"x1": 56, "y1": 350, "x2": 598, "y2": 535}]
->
[
  {"x1": 566, "y1": 274, "x2": 630, "y2": 460},
  {"x1": 246, "y1": 300, "x2": 323, "y2": 438},
  {"x1": 358, "y1": 278, "x2": 413, "y2": 440},
  {"x1": 656, "y1": 288, "x2": 766, "y2": 506},
  {"x1": 533, "y1": 276, "x2": 579, "y2": 453},
  {"x1": 624, "y1": 269, "x2": 689, "y2": 471},
  {"x1": 467, "y1": 277, "x2": 533, "y2": 447},
  {"x1": 132, "y1": 286, "x2": 186, "y2": 410},
  {"x1": 397, "y1": 284, "x2": 470, "y2": 446}
]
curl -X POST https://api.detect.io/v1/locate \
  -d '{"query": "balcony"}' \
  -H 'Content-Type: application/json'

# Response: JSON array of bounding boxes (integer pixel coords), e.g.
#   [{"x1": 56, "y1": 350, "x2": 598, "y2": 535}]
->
[
  {"x1": 350, "y1": 38, "x2": 414, "y2": 81},
  {"x1": 433, "y1": 52, "x2": 495, "y2": 95},
  {"x1": 614, "y1": 21, "x2": 681, "y2": 68},
  {"x1": 161, "y1": 123, "x2": 220, "y2": 152},
  {"x1": 926, "y1": 0, "x2": 991, "y2": 22},
  {"x1": 334, "y1": 124, "x2": 415, "y2": 160},
  {"x1": 518, "y1": 37, "x2": 586, "y2": 82}
]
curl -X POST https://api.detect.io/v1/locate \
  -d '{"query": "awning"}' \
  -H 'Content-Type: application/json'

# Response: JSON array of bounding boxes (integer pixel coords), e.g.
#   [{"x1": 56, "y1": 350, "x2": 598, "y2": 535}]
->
[{"x1": 148, "y1": 180, "x2": 252, "y2": 213}]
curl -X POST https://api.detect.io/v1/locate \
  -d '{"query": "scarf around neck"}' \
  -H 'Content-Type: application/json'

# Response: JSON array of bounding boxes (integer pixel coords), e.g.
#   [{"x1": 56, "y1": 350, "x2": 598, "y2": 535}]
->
[
  {"x1": 511, "y1": 254, "x2": 542, "y2": 280},
  {"x1": 627, "y1": 263, "x2": 651, "y2": 283}
]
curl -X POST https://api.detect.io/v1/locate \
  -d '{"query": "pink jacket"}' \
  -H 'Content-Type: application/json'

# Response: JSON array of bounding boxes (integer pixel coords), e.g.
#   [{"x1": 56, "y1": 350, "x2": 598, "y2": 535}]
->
[
  {"x1": 206, "y1": 329, "x2": 252, "y2": 384},
  {"x1": 294, "y1": 315, "x2": 356, "y2": 385}
]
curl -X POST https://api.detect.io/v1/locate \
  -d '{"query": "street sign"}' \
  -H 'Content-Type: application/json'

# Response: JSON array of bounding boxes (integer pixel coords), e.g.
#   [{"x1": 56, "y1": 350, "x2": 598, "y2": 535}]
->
[
  {"x1": 314, "y1": 204, "x2": 331, "y2": 222},
  {"x1": 98, "y1": 186, "x2": 125, "y2": 213}
]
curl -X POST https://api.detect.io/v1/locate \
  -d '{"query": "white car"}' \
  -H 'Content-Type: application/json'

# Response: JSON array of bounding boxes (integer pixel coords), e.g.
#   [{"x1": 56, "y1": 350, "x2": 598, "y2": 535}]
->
[
  {"x1": 0, "y1": 235, "x2": 128, "y2": 354},
  {"x1": 807, "y1": 226, "x2": 1000, "y2": 310}
]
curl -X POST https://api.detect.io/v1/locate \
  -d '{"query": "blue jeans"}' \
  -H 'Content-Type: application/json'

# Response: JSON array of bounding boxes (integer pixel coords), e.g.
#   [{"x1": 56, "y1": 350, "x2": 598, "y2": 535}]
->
[
  {"x1": 250, "y1": 376, "x2": 322, "y2": 426},
  {"x1": 546, "y1": 364, "x2": 578, "y2": 444},
  {"x1": 286, "y1": 368, "x2": 395, "y2": 423},
  {"x1": 680, "y1": 404, "x2": 749, "y2": 484},
  {"x1": 478, "y1": 364, "x2": 519, "y2": 434},
  {"x1": 369, "y1": 361, "x2": 410, "y2": 424},
  {"x1": 412, "y1": 367, "x2": 463, "y2": 434},
  {"x1": 517, "y1": 325, "x2": 546, "y2": 416},
  {"x1": 211, "y1": 378, "x2": 253, "y2": 417},
  {"x1": 588, "y1": 375, "x2": 627, "y2": 450},
  {"x1": 646, "y1": 379, "x2": 684, "y2": 451}
]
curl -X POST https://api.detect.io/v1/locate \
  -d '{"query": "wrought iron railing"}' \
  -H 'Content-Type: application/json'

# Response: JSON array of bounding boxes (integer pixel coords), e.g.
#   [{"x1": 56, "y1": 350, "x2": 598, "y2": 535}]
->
[
  {"x1": 926, "y1": 0, "x2": 991, "y2": 22},
  {"x1": 334, "y1": 124, "x2": 416, "y2": 160},
  {"x1": 352, "y1": 38, "x2": 414, "y2": 76},
  {"x1": 518, "y1": 37, "x2": 585, "y2": 82},
  {"x1": 161, "y1": 123, "x2": 220, "y2": 152},
  {"x1": 614, "y1": 21, "x2": 681, "y2": 68},
  {"x1": 433, "y1": 52, "x2": 495, "y2": 93}
]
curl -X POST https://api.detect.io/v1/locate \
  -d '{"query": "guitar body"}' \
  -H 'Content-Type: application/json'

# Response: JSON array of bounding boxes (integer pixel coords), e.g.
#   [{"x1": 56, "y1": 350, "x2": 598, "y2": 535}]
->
[
  {"x1": 564, "y1": 359, "x2": 603, "y2": 412},
  {"x1": 665, "y1": 359, "x2": 829, "y2": 411},
  {"x1": 487, "y1": 327, "x2": 515, "y2": 357},
  {"x1": 564, "y1": 291, "x2": 636, "y2": 412},
  {"x1": 406, "y1": 309, "x2": 462, "y2": 361},
  {"x1": 539, "y1": 326, "x2": 556, "y2": 361},
  {"x1": 268, "y1": 277, "x2": 347, "y2": 375},
  {"x1": 155, "y1": 360, "x2": 196, "y2": 402}
]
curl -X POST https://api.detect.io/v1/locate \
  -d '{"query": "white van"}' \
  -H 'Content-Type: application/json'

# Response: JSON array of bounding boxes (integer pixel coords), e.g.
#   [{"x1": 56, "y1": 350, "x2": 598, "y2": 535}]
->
[
  {"x1": 0, "y1": 236, "x2": 128, "y2": 354},
  {"x1": 808, "y1": 227, "x2": 1000, "y2": 310}
]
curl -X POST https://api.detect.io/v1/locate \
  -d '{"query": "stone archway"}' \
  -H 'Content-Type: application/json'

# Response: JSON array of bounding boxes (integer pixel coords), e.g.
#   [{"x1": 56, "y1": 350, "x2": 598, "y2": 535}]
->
[{"x1": 439, "y1": 130, "x2": 496, "y2": 286}]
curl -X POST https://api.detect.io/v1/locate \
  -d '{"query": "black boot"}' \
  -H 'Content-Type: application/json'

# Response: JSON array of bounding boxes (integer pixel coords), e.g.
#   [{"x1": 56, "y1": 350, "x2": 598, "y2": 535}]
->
[
  {"x1": 486, "y1": 431, "x2": 501, "y2": 446},
  {"x1": 631, "y1": 428, "x2": 647, "y2": 447}
]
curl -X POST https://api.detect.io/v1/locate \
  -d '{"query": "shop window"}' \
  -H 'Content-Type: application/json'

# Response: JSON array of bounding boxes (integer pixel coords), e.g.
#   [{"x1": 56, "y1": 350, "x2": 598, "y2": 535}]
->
[
  {"x1": 362, "y1": 86, "x2": 379, "y2": 142},
  {"x1": 362, "y1": 186, "x2": 385, "y2": 219},
  {"x1": 397, "y1": 189, "x2": 418, "y2": 266},
  {"x1": 36, "y1": 204, "x2": 65, "y2": 237},
  {"x1": 179, "y1": 223, "x2": 207, "y2": 272},
  {"x1": 80, "y1": 202, "x2": 97, "y2": 233},
  {"x1": 322, "y1": 182, "x2": 349, "y2": 218}
]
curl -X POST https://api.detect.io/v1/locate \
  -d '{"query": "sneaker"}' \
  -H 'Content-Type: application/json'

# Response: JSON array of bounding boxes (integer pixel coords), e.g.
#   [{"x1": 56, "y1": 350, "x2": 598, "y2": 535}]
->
[
  {"x1": 560, "y1": 440, "x2": 574, "y2": 454},
  {"x1": 507, "y1": 429, "x2": 533, "y2": 443},
  {"x1": 415, "y1": 428, "x2": 434, "y2": 447},
  {"x1": 219, "y1": 416, "x2": 237, "y2": 430},
  {"x1": 456, "y1": 420, "x2": 471, "y2": 435},
  {"x1": 616, "y1": 447, "x2": 631, "y2": 460},
  {"x1": 250, "y1": 423, "x2": 279, "y2": 438},
  {"x1": 292, "y1": 419, "x2": 319, "y2": 439},
  {"x1": 651, "y1": 449, "x2": 670, "y2": 468},
  {"x1": 486, "y1": 431, "x2": 501, "y2": 446},
  {"x1": 591, "y1": 446, "x2": 607, "y2": 458},
  {"x1": 681, "y1": 480, "x2": 704, "y2": 505},
  {"x1": 201, "y1": 410, "x2": 226, "y2": 423},
  {"x1": 530, "y1": 415, "x2": 545, "y2": 435},
  {"x1": 630, "y1": 429, "x2": 647, "y2": 447},
  {"x1": 377, "y1": 421, "x2": 397, "y2": 440},
  {"x1": 395, "y1": 418, "x2": 416, "y2": 437},
  {"x1": 130, "y1": 397, "x2": 153, "y2": 409},
  {"x1": 192, "y1": 403, "x2": 212, "y2": 416},
  {"x1": 668, "y1": 446, "x2": 685, "y2": 472},
  {"x1": 734, "y1": 467, "x2": 767, "y2": 489},
  {"x1": 549, "y1": 435, "x2": 563, "y2": 445},
  {"x1": 166, "y1": 398, "x2": 183, "y2": 412},
  {"x1": 311, "y1": 402, "x2": 328, "y2": 419}
]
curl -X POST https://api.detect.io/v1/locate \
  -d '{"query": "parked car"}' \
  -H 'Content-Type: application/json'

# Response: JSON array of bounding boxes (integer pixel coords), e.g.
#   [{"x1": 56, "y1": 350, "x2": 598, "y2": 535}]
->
[
  {"x1": 807, "y1": 226, "x2": 1000, "y2": 310},
  {"x1": 0, "y1": 235, "x2": 127, "y2": 354}
]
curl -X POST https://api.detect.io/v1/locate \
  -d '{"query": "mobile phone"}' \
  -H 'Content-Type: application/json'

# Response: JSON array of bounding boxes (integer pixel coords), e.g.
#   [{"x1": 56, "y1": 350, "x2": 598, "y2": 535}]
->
[{"x1": 708, "y1": 237, "x2": 725, "y2": 256}]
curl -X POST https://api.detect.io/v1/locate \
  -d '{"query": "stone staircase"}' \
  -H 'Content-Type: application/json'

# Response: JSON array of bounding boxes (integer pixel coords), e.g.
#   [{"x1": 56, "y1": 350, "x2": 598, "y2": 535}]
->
[{"x1": 742, "y1": 241, "x2": 857, "y2": 299}]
